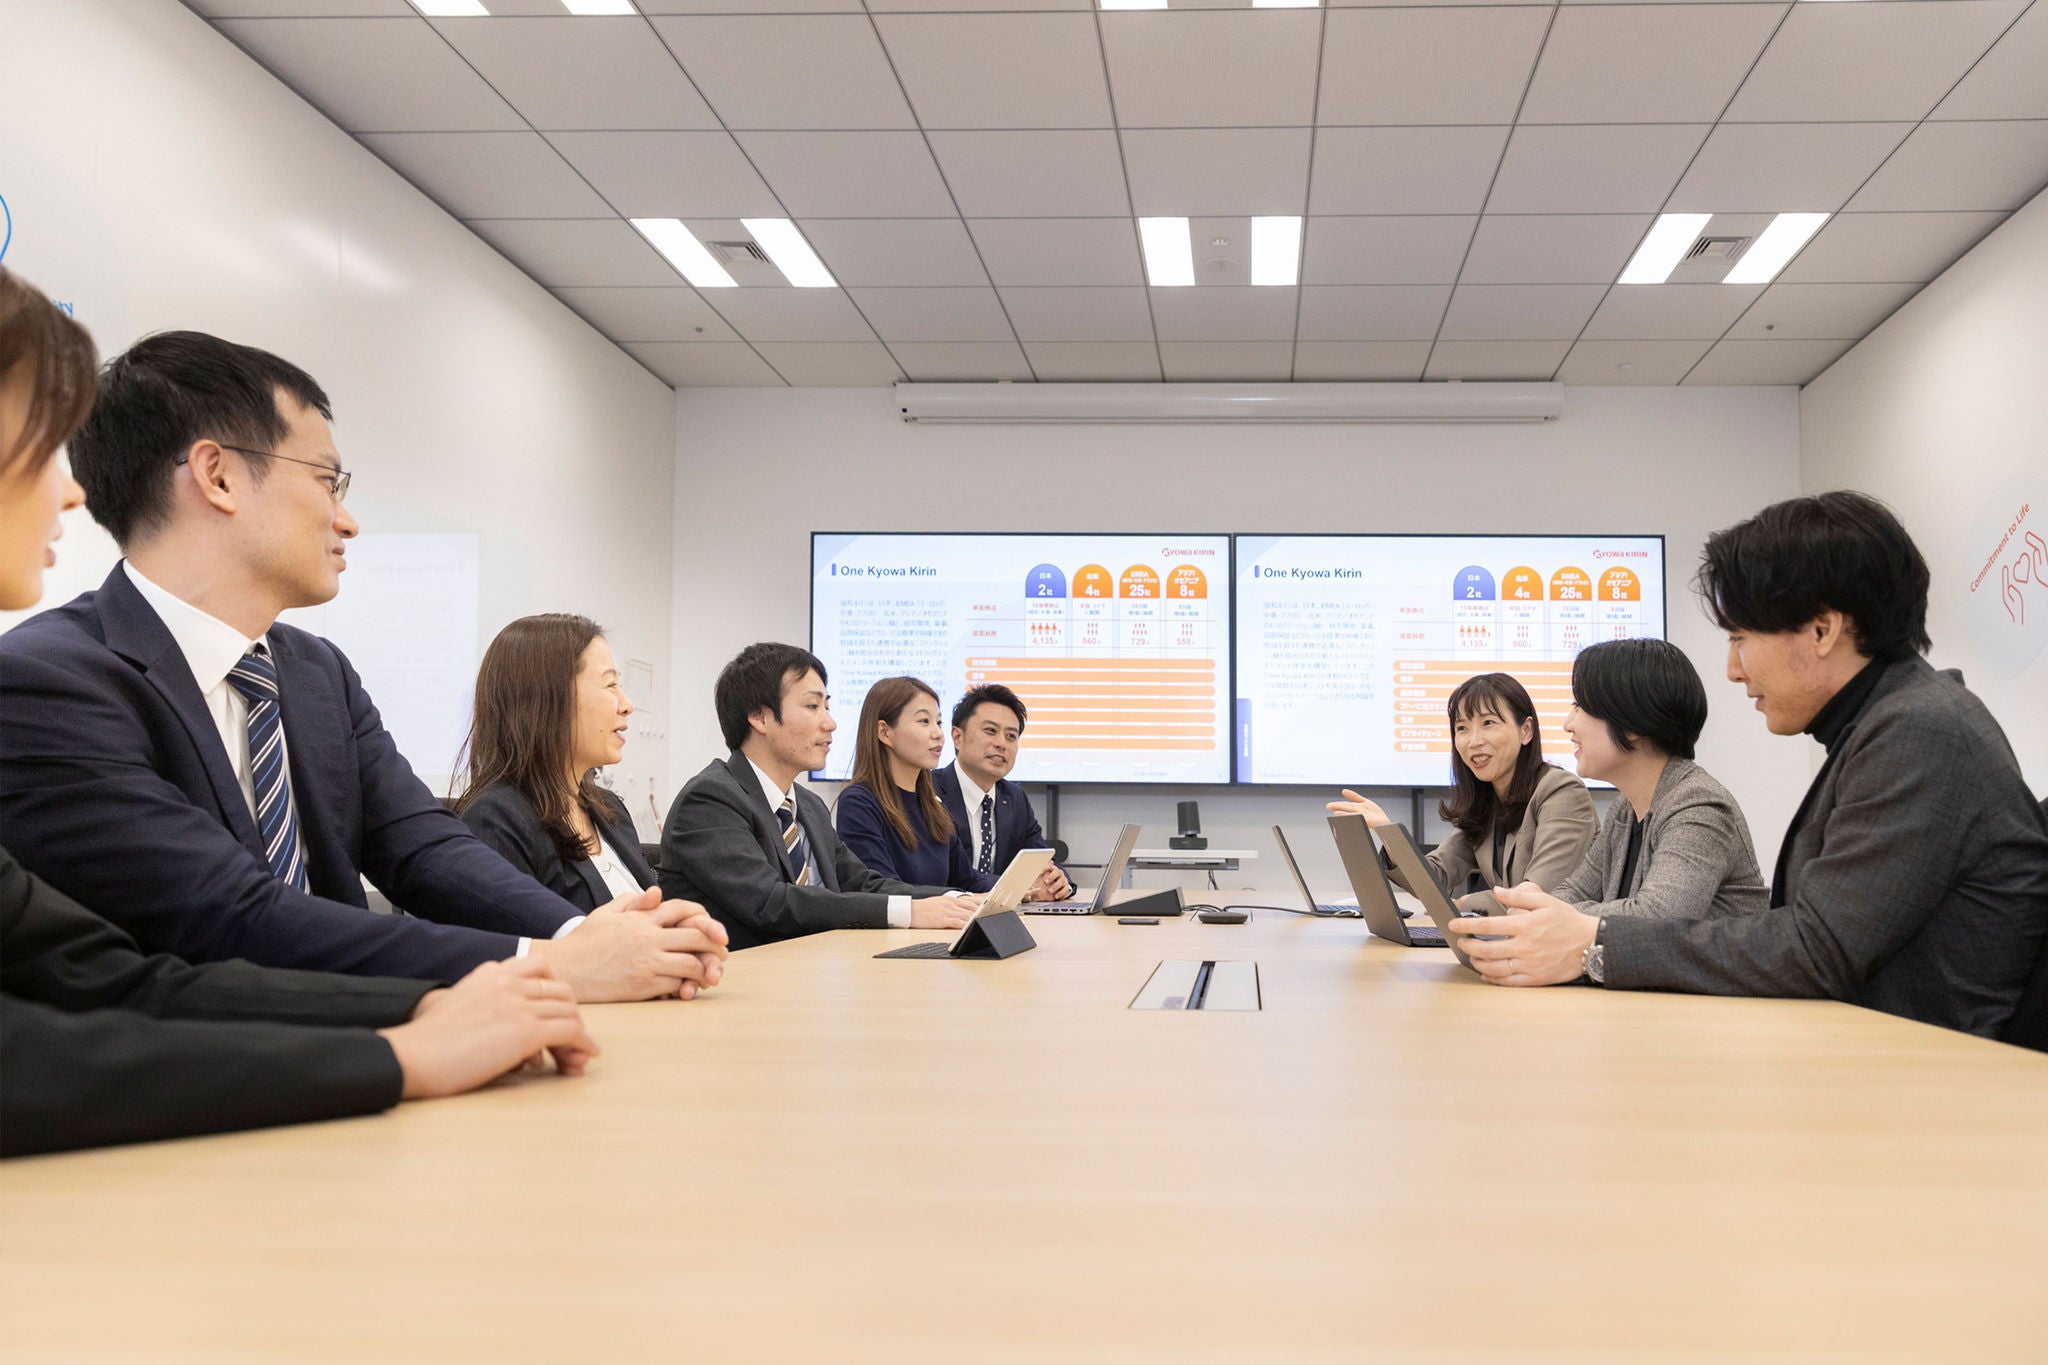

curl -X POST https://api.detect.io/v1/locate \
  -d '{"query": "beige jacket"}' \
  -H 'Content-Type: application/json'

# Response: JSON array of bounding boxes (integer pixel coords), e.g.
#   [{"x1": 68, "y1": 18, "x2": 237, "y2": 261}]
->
[{"x1": 1386, "y1": 764, "x2": 1598, "y2": 914}]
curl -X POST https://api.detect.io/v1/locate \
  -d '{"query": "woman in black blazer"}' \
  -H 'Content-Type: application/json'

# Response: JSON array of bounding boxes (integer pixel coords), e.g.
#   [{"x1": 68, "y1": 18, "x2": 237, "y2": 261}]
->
[{"x1": 453, "y1": 615, "x2": 657, "y2": 914}]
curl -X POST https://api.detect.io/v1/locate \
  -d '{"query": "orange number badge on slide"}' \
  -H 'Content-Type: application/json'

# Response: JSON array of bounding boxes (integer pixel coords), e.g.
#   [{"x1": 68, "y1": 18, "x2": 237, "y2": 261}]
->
[
  {"x1": 1503, "y1": 566, "x2": 1542, "y2": 602},
  {"x1": 1165, "y1": 565, "x2": 1207, "y2": 599},
  {"x1": 1598, "y1": 567, "x2": 1641, "y2": 601},
  {"x1": 1550, "y1": 566, "x2": 1591, "y2": 601},
  {"x1": 1120, "y1": 566, "x2": 1160, "y2": 599},
  {"x1": 1073, "y1": 564, "x2": 1112, "y2": 599}
]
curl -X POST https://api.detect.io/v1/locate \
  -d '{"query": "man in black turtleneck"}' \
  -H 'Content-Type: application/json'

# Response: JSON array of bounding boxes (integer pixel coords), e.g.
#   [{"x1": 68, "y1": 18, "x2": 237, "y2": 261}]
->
[{"x1": 1449, "y1": 491, "x2": 2048, "y2": 1038}]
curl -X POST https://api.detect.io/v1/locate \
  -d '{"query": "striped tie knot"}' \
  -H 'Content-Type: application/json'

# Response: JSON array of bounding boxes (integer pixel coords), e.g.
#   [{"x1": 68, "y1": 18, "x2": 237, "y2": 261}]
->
[
  {"x1": 778, "y1": 795, "x2": 813, "y2": 887},
  {"x1": 226, "y1": 648, "x2": 280, "y2": 702}
]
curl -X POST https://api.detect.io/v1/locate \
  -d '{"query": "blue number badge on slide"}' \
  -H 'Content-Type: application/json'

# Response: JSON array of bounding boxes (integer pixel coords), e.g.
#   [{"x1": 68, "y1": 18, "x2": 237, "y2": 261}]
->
[
  {"x1": 1454, "y1": 565, "x2": 1497, "y2": 601},
  {"x1": 1026, "y1": 563, "x2": 1068, "y2": 598}
]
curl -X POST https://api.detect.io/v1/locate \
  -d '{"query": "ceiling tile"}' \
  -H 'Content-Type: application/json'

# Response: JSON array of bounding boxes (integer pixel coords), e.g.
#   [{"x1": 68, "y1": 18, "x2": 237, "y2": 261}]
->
[
  {"x1": 929, "y1": 133, "x2": 1132, "y2": 218},
  {"x1": 1102, "y1": 11, "x2": 1322, "y2": 128},
  {"x1": 1301, "y1": 216, "x2": 1475, "y2": 286},
  {"x1": 623, "y1": 342, "x2": 784, "y2": 387},
  {"x1": 1670, "y1": 123, "x2": 1913, "y2": 214},
  {"x1": 846, "y1": 287, "x2": 1016, "y2": 342},
  {"x1": 215, "y1": 19, "x2": 522, "y2": 132},
  {"x1": 1724, "y1": 0, "x2": 2023, "y2": 123},
  {"x1": 797, "y1": 219, "x2": 989, "y2": 288},
  {"x1": 1121, "y1": 129, "x2": 1313, "y2": 217},
  {"x1": 651, "y1": 16, "x2": 914, "y2": 130},
  {"x1": 999, "y1": 288, "x2": 1155, "y2": 342},
  {"x1": 1021, "y1": 342, "x2": 1162, "y2": 382},
  {"x1": 1581, "y1": 283, "x2": 1765, "y2": 340},
  {"x1": 870, "y1": 0, "x2": 1090, "y2": 10},
  {"x1": 876, "y1": 13, "x2": 1114, "y2": 129},
  {"x1": 705, "y1": 289, "x2": 879, "y2": 342},
  {"x1": 1520, "y1": 3, "x2": 1782, "y2": 124},
  {"x1": 1439, "y1": 284, "x2": 1607, "y2": 341},
  {"x1": 1724, "y1": 281, "x2": 1921, "y2": 341},
  {"x1": 751, "y1": 343, "x2": 905, "y2": 386},
  {"x1": 359, "y1": 132, "x2": 610, "y2": 218},
  {"x1": 1148, "y1": 287, "x2": 1301, "y2": 342},
  {"x1": 1290, "y1": 341, "x2": 1431, "y2": 382},
  {"x1": 1555, "y1": 339, "x2": 1715, "y2": 386},
  {"x1": 1295, "y1": 285, "x2": 1450, "y2": 341},
  {"x1": 432, "y1": 18, "x2": 720, "y2": 131},
  {"x1": 1317, "y1": 6, "x2": 1550, "y2": 125},
  {"x1": 889, "y1": 342, "x2": 1036, "y2": 381},
  {"x1": 1308, "y1": 127, "x2": 1508, "y2": 215},
  {"x1": 552, "y1": 286, "x2": 738, "y2": 342},
  {"x1": 1424, "y1": 340, "x2": 1570, "y2": 381},
  {"x1": 1682, "y1": 337, "x2": 1855, "y2": 386},
  {"x1": 735, "y1": 132, "x2": 956, "y2": 217},
  {"x1": 968, "y1": 218, "x2": 1145, "y2": 287},
  {"x1": 1933, "y1": 2, "x2": 2048, "y2": 120},
  {"x1": 190, "y1": 1, "x2": 412, "y2": 14},
  {"x1": 545, "y1": 131, "x2": 780, "y2": 217},
  {"x1": 1846, "y1": 121, "x2": 2048, "y2": 212},
  {"x1": 467, "y1": 218, "x2": 680, "y2": 287},
  {"x1": 640, "y1": 0, "x2": 863, "y2": 12},
  {"x1": 1160, "y1": 342, "x2": 1295, "y2": 383},
  {"x1": 1459, "y1": 214, "x2": 1653, "y2": 285},
  {"x1": 1487, "y1": 124, "x2": 1708, "y2": 214},
  {"x1": 1776, "y1": 210, "x2": 2008, "y2": 283}
]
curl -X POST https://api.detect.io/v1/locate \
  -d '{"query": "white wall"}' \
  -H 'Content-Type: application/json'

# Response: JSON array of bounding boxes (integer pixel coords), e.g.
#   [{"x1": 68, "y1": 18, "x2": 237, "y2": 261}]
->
[
  {"x1": 671, "y1": 386, "x2": 1808, "y2": 897},
  {"x1": 0, "y1": 0, "x2": 677, "y2": 819},
  {"x1": 1802, "y1": 188, "x2": 2048, "y2": 796}
]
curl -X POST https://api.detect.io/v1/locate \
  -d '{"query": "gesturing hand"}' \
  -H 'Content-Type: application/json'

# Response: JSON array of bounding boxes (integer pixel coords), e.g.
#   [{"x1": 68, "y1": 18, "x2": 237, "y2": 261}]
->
[
  {"x1": 382, "y1": 956, "x2": 598, "y2": 1100},
  {"x1": 1325, "y1": 789, "x2": 1393, "y2": 827},
  {"x1": 1446, "y1": 883, "x2": 1598, "y2": 987}
]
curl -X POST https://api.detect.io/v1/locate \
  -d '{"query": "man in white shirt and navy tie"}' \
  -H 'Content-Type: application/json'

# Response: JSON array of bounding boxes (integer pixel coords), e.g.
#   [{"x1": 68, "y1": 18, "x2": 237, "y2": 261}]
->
[{"x1": 934, "y1": 684, "x2": 1071, "y2": 903}]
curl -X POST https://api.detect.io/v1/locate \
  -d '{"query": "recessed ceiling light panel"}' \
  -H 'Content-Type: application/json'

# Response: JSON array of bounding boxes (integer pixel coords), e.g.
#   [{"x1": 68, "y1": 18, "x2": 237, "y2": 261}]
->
[
  {"x1": 1250, "y1": 216, "x2": 1302, "y2": 287},
  {"x1": 563, "y1": 0, "x2": 638, "y2": 13},
  {"x1": 1723, "y1": 213, "x2": 1829, "y2": 285},
  {"x1": 629, "y1": 218, "x2": 737, "y2": 289},
  {"x1": 1618, "y1": 213, "x2": 1713, "y2": 285},
  {"x1": 1138, "y1": 217, "x2": 1196, "y2": 288},
  {"x1": 410, "y1": 0, "x2": 489, "y2": 14},
  {"x1": 1099, "y1": 0, "x2": 1169, "y2": 10},
  {"x1": 741, "y1": 218, "x2": 838, "y2": 289}
]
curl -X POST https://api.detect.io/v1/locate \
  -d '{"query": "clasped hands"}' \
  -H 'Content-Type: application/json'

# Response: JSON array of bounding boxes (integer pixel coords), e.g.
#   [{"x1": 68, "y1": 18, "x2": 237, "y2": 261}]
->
[{"x1": 1446, "y1": 882, "x2": 1599, "y2": 988}]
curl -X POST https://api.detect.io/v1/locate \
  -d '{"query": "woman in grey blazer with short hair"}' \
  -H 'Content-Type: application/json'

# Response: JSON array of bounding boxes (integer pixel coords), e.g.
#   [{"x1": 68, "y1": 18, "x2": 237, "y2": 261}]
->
[
  {"x1": 1548, "y1": 639, "x2": 1767, "y2": 921},
  {"x1": 1330, "y1": 672, "x2": 1597, "y2": 914}
]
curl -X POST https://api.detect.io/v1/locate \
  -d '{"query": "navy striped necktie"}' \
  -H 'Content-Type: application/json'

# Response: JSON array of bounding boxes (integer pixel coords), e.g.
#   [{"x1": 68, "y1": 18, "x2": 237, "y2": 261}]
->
[
  {"x1": 777, "y1": 795, "x2": 814, "y2": 886},
  {"x1": 225, "y1": 646, "x2": 309, "y2": 892}
]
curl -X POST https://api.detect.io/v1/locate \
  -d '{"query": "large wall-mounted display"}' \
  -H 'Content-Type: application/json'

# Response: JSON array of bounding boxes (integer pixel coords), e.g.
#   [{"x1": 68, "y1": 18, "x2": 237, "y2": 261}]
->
[
  {"x1": 1234, "y1": 535, "x2": 1667, "y2": 786},
  {"x1": 811, "y1": 533, "x2": 1232, "y2": 784}
]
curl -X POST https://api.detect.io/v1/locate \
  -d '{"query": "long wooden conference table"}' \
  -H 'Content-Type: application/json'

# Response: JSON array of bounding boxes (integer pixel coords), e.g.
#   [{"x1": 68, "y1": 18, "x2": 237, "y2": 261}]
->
[{"x1": 6, "y1": 909, "x2": 2048, "y2": 1361}]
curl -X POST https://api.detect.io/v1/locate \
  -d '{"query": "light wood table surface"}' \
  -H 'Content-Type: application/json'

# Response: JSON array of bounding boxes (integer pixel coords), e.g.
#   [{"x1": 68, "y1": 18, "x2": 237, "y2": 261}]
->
[{"x1": 6, "y1": 910, "x2": 2048, "y2": 1362}]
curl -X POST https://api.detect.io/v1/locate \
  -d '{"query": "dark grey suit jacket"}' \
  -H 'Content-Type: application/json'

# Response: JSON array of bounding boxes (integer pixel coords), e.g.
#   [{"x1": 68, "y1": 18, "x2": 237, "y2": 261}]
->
[
  {"x1": 459, "y1": 783, "x2": 656, "y2": 914},
  {"x1": 1, "y1": 846, "x2": 430, "y2": 1158},
  {"x1": 658, "y1": 751, "x2": 949, "y2": 951},
  {"x1": 1553, "y1": 757, "x2": 1768, "y2": 921},
  {"x1": 1602, "y1": 657, "x2": 2048, "y2": 1037}
]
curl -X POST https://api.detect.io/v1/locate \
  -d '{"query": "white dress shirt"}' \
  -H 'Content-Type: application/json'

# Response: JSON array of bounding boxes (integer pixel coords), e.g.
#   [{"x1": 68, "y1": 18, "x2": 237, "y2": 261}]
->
[
  {"x1": 123, "y1": 562, "x2": 564, "y2": 954},
  {"x1": 748, "y1": 759, "x2": 909, "y2": 928},
  {"x1": 588, "y1": 828, "x2": 647, "y2": 902},
  {"x1": 953, "y1": 763, "x2": 996, "y2": 871}
]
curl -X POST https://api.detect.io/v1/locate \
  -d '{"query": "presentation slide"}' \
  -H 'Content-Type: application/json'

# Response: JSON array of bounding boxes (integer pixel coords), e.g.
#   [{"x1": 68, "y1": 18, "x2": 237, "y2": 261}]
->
[
  {"x1": 1235, "y1": 535, "x2": 1667, "y2": 787},
  {"x1": 812, "y1": 533, "x2": 1232, "y2": 784}
]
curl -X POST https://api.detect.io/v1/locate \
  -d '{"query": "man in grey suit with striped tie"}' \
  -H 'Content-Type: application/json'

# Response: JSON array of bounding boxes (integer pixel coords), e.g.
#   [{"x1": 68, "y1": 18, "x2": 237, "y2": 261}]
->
[{"x1": 660, "y1": 643, "x2": 980, "y2": 951}]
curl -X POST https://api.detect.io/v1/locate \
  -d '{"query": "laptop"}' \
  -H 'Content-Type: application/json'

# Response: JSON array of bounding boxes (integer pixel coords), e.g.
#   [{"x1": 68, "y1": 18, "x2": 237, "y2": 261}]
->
[
  {"x1": 1265, "y1": 824, "x2": 1363, "y2": 917},
  {"x1": 1371, "y1": 820, "x2": 1501, "y2": 971},
  {"x1": 1019, "y1": 822, "x2": 1142, "y2": 915},
  {"x1": 1325, "y1": 814, "x2": 1447, "y2": 948},
  {"x1": 875, "y1": 848, "x2": 1055, "y2": 959}
]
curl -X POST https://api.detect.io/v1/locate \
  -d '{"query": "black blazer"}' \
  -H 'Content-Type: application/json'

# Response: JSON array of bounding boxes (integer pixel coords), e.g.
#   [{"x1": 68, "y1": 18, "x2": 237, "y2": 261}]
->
[
  {"x1": 658, "y1": 750, "x2": 949, "y2": 951},
  {"x1": 459, "y1": 783, "x2": 656, "y2": 914},
  {"x1": 0, "y1": 845, "x2": 431, "y2": 1157},
  {"x1": 932, "y1": 763, "x2": 1062, "y2": 879},
  {"x1": 0, "y1": 565, "x2": 581, "y2": 980}
]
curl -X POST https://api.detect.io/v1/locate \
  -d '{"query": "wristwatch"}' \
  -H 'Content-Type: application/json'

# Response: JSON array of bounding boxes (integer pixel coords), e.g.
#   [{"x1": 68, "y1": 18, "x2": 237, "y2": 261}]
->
[{"x1": 1582, "y1": 918, "x2": 1607, "y2": 986}]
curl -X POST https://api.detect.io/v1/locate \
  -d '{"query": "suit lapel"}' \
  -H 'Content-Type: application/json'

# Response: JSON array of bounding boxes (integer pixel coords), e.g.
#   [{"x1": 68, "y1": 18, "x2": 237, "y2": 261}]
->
[
  {"x1": 571, "y1": 857, "x2": 611, "y2": 908},
  {"x1": 97, "y1": 567, "x2": 265, "y2": 858},
  {"x1": 726, "y1": 750, "x2": 798, "y2": 885}
]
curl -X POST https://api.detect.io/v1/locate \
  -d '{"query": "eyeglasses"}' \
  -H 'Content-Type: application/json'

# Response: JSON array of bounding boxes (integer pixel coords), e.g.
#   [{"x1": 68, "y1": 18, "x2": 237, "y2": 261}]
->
[{"x1": 176, "y1": 443, "x2": 352, "y2": 503}]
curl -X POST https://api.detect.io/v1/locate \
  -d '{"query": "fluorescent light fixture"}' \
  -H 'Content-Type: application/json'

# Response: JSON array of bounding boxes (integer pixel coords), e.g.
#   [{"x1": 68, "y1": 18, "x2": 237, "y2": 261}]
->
[
  {"x1": 742, "y1": 218, "x2": 837, "y2": 288},
  {"x1": 410, "y1": 0, "x2": 489, "y2": 14},
  {"x1": 1618, "y1": 212, "x2": 1712, "y2": 285},
  {"x1": 563, "y1": 0, "x2": 637, "y2": 12},
  {"x1": 1138, "y1": 217, "x2": 1195, "y2": 288},
  {"x1": 1252, "y1": 0, "x2": 1321, "y2": 8},
  {"x1": 628, "y1": 218, "x2": 735, "y2": 289},
  {"x1": 1723, "y1": 212, "x2": 1830, "y2": 285},
  {"x1": 1250, "y1": 216, "x2": 1302, "y2": 287},
  {"x1": 1099, "y1": 0, "x2": 1169, "y2": 10}
]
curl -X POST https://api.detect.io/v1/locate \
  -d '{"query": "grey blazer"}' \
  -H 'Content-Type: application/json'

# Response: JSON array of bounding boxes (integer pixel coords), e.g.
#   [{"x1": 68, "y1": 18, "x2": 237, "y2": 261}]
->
[
  {"x1": 1602, "y1": 657, "x2": 2048, "y2": 1038},
  {"x1": 1388, "y1": 764, "x2": 1598, "y2": 914},
  {"x1": 1552, "y1": 757, "x2": 1767, "y2": 921},
  {"x1": 657, "y1": 751, "x2": 949, "y2": 951}
]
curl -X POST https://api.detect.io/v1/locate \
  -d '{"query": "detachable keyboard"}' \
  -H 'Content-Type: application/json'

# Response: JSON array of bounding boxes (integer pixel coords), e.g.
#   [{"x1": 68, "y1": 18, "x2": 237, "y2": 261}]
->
[
  {"x1": 1404, "y1": 924, "x2": 1447, "y2": 947},
  {"x1": 874, "y1": 941, "x2": 954, "y2": 959},
  {"x1": 1312, "y1": 903, "x2": 1362, "y2": 917}
]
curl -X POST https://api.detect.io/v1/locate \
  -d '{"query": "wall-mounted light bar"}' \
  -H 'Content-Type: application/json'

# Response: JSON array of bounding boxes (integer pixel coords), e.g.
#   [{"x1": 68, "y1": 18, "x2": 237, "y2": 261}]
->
[
  {"x1": 1250, "y1": 216, "x2": 1302, "y2": 287},
  {"x1": 1724, "y1": 212, "x2": 1830, "y2": 285},
  {"x1": 1618, "y1": 213, "x2": 1713, "y2": 285},
  {"x1": 742, "y1": 218, "x2": 837, "y2": 288},
  {"x1": 628, "y1": 218, "x2": 736, "y2": 289},
  {"x1": 1138, "y1": 218, "x2": 1195, "y2": 287}
]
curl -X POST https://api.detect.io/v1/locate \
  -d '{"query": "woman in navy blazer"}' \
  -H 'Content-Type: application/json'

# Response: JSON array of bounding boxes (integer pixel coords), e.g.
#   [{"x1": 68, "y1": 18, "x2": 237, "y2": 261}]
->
[
  {"x1": 453, "y1": 615, "x2": 658, "y2": 915},
  {"x1": 835, "y1": 676, "x2": 996, "y2": 894}
]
